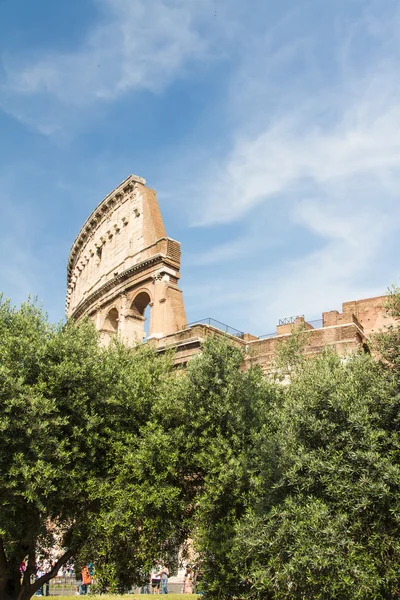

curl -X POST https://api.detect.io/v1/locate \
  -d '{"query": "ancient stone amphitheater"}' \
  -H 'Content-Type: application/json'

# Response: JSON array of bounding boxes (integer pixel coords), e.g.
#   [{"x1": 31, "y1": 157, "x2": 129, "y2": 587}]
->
[
  {"x1": 66, "y1": 175, "x2": 186, "y2": 346},
  {"x1": 67, "y1": 175, "x2": 393, "y2": 369}
]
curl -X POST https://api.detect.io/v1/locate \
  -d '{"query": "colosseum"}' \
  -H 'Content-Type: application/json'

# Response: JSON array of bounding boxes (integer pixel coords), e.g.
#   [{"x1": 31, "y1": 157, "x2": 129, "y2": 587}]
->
[
  {"x1": 66, "y1": 174, "x2": 187, "y2": 346},
  {"x1": 67, "y1": 175, "x2": 394, "y2": 369}
]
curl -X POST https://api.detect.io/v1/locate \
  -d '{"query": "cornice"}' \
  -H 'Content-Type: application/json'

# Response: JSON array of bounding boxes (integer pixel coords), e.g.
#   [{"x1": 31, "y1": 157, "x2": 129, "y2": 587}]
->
[
  {"x1": 67, "y1": 174, "x2": 146, "y2": 279},
  {"x1": 68, "y1": 253, "x2": 178, "y2": 320}
]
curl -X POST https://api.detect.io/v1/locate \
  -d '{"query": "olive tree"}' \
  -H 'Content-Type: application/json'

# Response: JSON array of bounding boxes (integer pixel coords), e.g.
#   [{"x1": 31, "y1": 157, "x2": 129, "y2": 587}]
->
[{"x1": 0, "y1": 297, "x2": 182, "y2": 600}]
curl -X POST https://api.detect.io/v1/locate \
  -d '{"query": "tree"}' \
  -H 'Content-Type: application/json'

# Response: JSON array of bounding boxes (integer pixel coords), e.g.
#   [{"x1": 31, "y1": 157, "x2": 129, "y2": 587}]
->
[
  {"x1": 230, "y1": 349, "x2": 400, "y2": 599},
  {"x1": 6, "y1": 290, "x2": 400, "y2": 600},
  {"x1": 179, "y1": 336, "x2": 278, "y2": 598},
  {"x1": 193, "y1": 290, "x2": 400, "y2": 599},
  {"x1": 89, "y1": 335, "x2": 278, "y2": 596},
  {"x1": 374, "y1": 285, "x2": 400, "y2": 373},
  {"x1": 0, "y1": 296, "x2": 183, "y2": 600}
]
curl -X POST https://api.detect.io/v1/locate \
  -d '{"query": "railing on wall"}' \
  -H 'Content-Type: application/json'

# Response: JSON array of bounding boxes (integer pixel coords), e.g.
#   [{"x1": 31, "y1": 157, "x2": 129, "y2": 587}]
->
[
  {"x1": 184, "y1": 317, "x2": 324, "y2": 341},
  {"x1": 259, "y1": 318, "x2": 324, "y2": 340},
  {"x1": 308, "y1": 318, "x2": 323, "y2": 329},
  {"x1": 278, "y1": 315, "x2": 305, "y2": 325},
  {"x1": 259, "y1": 331, "x2": 277, "y2": 340},
  {"x1": 184, "y1": 318, "x2": 245, "y2": 339}
]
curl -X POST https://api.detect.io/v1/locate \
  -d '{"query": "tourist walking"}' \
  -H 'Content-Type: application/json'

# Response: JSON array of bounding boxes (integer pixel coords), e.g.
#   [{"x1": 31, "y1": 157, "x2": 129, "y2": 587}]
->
[
  {"x1": 81, "y1": 565, "x2": 92, "y2": 595},
  {"x1": 161, "y1": 566, "x2": 169, "y2": 594},
  {"x1": 151, "y1": 566, "x2": 161, "y2": 594}
]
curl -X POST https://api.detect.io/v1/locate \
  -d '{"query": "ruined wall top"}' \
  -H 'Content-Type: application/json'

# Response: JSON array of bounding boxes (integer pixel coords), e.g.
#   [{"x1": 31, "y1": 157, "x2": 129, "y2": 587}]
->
[
  {"x1": 68, "y1": 174, "x2": 146, "y2": 280},
  {"x1": 66, "y1": 174, "x2": 174, "y2": 318}
]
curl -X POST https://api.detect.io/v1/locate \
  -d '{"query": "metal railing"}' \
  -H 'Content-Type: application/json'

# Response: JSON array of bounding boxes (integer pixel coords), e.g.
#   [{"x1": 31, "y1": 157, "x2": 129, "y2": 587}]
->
[
  {"x1": 37, "y1": 576, "x2": 78, "y2": 596},
  {"x1": 278, "y1": 315, "x2": 305, "y2": 326},
  {"x1": 184, "y1": 318, "x2": 244, "y2": 339},
  {"x1": 308, "y1": 318, "x2": 323, "y2": 329},
  {"x1": 184, "y1": 317, "x2": 325, "y2": 342},
  {"x1": 259, "y1": 331, "x2": 277, "y2": 340},
  {"x1": 259, "y1": 318, "x2": 324, "y2": 340}
]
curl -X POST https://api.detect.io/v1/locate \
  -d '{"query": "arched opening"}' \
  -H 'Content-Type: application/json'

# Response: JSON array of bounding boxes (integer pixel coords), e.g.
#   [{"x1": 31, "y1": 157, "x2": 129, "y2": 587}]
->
[
  {"x1": 132, "y1": 292, "x2": 151, "y2": 316},
  {"x1": 104, "y1": 307, "x2": 119, "y2": 332},
  {"x1": 131, "y1": 291, "x2": 151, "y2": 340}
]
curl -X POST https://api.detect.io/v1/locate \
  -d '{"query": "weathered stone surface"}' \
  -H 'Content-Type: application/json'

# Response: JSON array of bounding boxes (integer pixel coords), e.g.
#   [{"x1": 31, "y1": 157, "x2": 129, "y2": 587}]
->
[
  {"x1": 67, "y1": 176, "x2": 395, "y2": 368},
  {"x1": 66, "y1": 175, "x2": 187, "y2": 344},
  {"x1": 149, "y1": 297, "x2": 396, "y2": 372}
]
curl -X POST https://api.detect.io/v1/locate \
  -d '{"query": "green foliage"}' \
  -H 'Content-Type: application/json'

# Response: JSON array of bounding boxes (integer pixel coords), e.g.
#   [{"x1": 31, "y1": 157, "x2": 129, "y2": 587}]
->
[
  {"x1": 0, "y1": 296, "x2": 184, "y2": 600},
  {"x1": 3, "y1": 287, "x2": 400, "y2": 600},
  {"x1": 182, "y1": 337, "x2": 278, "y2": 598},
  {"x1": 385, "y1": 285, "x2": 400, "y2": 318},
  {"x1": 230, "y1": 350, "x2": 400, "y2": 599},
  {"x1": 373, "y1": 285, "x2": 400, "y2": 373},
  {"x1": 273, "y1": 322, "x2": 310, "y2": 380},
  {"x1": 193, "y1": 290, "x2": 400, "y2": 600},
  {"x1": 77, "y1": 335, "x2": 276, "y2": 596}
]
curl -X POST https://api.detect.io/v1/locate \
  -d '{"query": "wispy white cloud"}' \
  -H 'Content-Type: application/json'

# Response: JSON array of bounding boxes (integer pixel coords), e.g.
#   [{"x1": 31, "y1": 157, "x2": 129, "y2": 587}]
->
[
  {"x1": 184, "y1": 198, "x2": 393, "y2": 334},
  {"x1": 183, "y1": 1, "x2": 400, "y2": 225},
  {"x1": 1, "y1": 0, "x2": 399, "y2": 333},
  {"x1": 0, "y1": 0, "x2": 213, "y2": 134},
  {"x1": 262, "y1": 205, "x2": 392, "y2": 328},
  {"x1": 194, "y1": 81, "x2": 400, "y2": 226},
  {"x1": 180, "y1": 1, "x2": 400, "y2": 331},
  {"x1": 186, "y1": 237, "x2": 246, "y2": 267}
]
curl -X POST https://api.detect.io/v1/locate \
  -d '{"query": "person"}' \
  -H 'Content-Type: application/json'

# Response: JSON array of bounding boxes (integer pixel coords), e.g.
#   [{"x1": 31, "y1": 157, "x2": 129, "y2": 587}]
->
[
  {"x1": 88, "y1": 562, "x2": 94, "y2": 578},
  {"x1": 20, "y1": 561, "x2": 26, "y2": 577},
  {"x1": 151, "y1": 566, "x2": 161, "y2": 594},
  {"x1": 161, "y1": 566, "x2": 169, "y2": 594},
  {"x1": 75, "y1": 577, "x2": 83, "y2": 596},
  {"x1": 81, "y1": 565, "x2": 92, "y2": 595}
]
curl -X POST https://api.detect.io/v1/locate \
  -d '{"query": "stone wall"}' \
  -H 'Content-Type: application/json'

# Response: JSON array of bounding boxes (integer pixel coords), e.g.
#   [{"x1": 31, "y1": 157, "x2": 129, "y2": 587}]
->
[
  {"x1": 66, "y1": 176, "x2": 395, "y2": 370},
  {"x1": 66, "y1": 175, "x2": 187, "y2": 343},
  {"x1": 151, "y1": 296, "x2": 395, "y2": 373}
]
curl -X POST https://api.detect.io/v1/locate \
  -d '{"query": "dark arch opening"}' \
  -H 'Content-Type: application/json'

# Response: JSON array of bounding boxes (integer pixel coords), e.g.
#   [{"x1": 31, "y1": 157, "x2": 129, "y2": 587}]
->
[
  {"x1": 104, "y1": 307, "x2": 119, "y2": 332},
  {"x1": 132, "y1": 291, "x2": 151, "y2": 316},
  {"x1": 131, "y1": 292, "x2": 151, "y2": 340}
]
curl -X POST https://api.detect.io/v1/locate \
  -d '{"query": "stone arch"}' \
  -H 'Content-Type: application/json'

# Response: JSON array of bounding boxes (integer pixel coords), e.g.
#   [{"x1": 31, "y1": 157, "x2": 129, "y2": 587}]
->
[
  {"x1": 104, "y1": 306, "x2": 119, "y2": 332},
  {"x1": 100, "y1": 306, "x2": 120, "y2": 347},
  {"x1": 67, "y1": 176, "x2": 187, "y2": 343},
  {"x1": 130, "y1": 290, "x2": 152, "y2": 340},
  {"x1": 131, "y1": 290, "x2": 151, "y2": 317}
]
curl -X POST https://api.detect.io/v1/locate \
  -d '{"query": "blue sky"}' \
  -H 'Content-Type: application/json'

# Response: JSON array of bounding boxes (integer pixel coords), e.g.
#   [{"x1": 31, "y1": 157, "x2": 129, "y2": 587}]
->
[{"x1": 1, "y1": 0, "x2": 399, "y2": 336}]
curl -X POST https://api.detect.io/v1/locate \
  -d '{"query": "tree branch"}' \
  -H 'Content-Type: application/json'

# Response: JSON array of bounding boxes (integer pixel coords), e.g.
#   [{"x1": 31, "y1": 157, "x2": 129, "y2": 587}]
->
[
  {"x1": 29, "y1": 548, "x2": 74, "y2": 596},
  {"x1": 20, "y1": 543, "x2": 36, "y2": 596}
]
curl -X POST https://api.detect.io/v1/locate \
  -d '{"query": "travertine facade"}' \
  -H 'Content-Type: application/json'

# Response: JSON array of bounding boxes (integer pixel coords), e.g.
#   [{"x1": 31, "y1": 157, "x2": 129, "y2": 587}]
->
[
  {"x1": 67, "y1": 175, "x2": 186, "y2": 344},
  {"x1": 67, "y1": 176, "x2": 394, "y2": 369}
]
